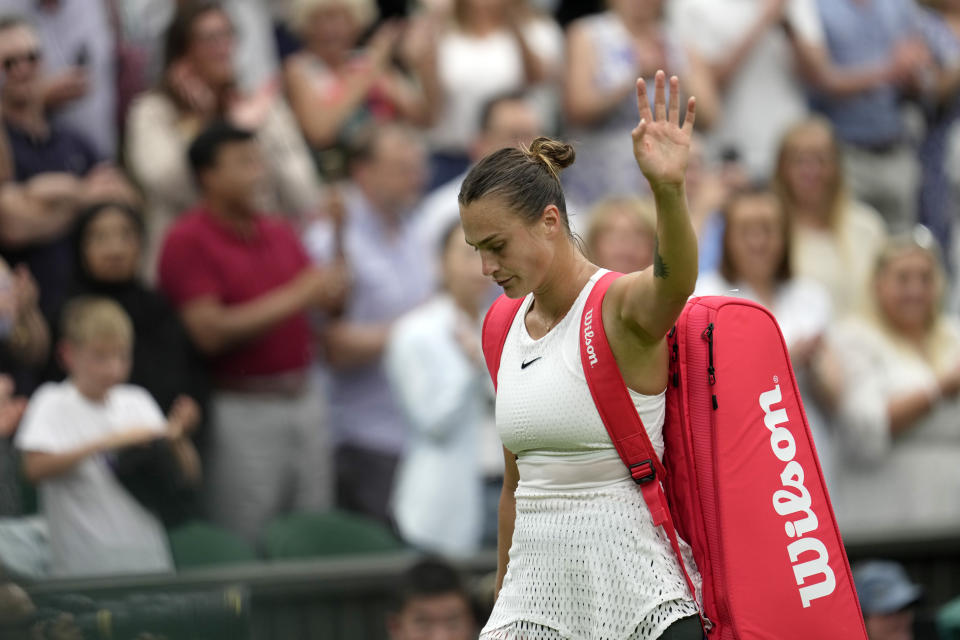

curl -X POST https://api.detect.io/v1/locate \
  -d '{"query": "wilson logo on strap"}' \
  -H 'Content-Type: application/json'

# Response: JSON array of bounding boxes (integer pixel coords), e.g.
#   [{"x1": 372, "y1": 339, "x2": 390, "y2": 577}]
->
[{"x1": 583, "y1": 308, "x2": 598, "y2": 367}]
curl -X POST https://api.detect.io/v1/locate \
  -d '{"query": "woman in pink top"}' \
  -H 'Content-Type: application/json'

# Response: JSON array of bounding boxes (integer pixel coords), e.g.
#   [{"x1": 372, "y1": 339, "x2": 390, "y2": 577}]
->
[{"x1": 284, "y1": 0, "x2": 441, "y2": 179}]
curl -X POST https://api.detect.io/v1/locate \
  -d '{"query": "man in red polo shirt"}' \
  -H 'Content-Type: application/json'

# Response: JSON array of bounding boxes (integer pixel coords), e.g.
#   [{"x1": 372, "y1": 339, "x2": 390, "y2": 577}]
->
[{"x1": 158, "y1": 121, "x2": 346, "y2": 543}]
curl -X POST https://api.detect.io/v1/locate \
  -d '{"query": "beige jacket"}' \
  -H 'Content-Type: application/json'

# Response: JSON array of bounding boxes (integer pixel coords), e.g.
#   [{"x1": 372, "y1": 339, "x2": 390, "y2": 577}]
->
[{"x1": 125, "y1": 91, "x2": 321, "y2": 278}]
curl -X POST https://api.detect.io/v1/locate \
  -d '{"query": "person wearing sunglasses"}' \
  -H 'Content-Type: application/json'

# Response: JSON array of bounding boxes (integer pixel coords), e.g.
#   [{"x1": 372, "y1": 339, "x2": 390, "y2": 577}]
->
[
  {"x1": 0, "y1": 0, "x2": 119, "y2": 160},
  {"x1": 0, "y1": 15, "x2": 138, "y2": 325}
]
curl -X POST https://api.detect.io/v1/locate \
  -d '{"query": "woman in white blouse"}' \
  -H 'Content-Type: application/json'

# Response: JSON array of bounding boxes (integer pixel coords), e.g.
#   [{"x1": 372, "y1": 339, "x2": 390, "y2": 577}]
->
[
  {"x1": 385, "y1": 222, "x2": 495, "y2": 556},
  {"x1": 774, "y1": 117, "x2": 887, "y2": 318},
  {"x1": 828, "y1": 229, "x2": 960, "y2": 541},
  {"x1": 426, "y1": 0, "x2": 563, "y2": 187}
]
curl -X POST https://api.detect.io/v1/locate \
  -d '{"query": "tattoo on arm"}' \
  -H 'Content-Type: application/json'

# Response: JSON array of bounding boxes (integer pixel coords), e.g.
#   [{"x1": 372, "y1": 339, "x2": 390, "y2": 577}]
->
[{"x1": 653, "y1": 237, "x2": 669, "y2": 279}]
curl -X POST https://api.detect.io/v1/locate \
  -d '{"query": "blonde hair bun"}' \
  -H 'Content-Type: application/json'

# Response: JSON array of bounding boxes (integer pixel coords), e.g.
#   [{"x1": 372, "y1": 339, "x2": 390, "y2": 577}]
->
[{"x1": 524, "y1": 137, "x2": 575, "y2": 179}]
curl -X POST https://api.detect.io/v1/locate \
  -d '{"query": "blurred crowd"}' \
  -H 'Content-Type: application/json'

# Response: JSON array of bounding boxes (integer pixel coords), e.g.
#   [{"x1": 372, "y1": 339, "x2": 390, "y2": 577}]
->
[{"x1": 0, "y1": 0, "x2": 957, "y2": 604}]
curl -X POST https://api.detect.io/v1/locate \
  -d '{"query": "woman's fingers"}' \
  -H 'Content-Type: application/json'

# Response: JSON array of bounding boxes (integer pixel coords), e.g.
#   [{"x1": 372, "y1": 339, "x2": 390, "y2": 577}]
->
[
  {"x1": 639, "y1": 71, "x2": 696, "y2": 132},
  {"x1": 636, "y1": 78, "x2": 653, "y2": 124},
  {"x1": 682, "y1": 96, "x2": 697, "y2": 134},
  {"x1": 668, "y1": 75, "x2": 680, "y2": 125},
  {"x1": 654, "y1": 70, "x2": 667, "y2": 121}
]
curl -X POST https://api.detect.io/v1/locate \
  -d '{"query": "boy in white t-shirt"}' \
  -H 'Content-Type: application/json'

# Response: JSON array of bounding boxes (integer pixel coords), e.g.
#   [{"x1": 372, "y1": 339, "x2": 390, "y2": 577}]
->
[{"x1": 15, "y1": 298, "x2": 200, "y2": 577}]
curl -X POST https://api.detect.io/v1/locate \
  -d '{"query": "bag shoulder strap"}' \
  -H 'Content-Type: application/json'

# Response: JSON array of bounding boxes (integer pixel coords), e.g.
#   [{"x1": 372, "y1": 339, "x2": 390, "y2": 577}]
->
[
  {"x1": 579, "y1": 271, "x2": 665, "y2": 480},
  {"x1": 579, "y1": 271, "x2": 701, "y2": 618},
  {"x1": 481, "y1": 294, "x2": 525, "y2": 391}
]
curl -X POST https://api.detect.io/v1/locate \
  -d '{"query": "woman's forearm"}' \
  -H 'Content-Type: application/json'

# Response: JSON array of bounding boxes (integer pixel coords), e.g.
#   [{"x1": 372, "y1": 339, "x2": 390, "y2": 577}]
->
[
  {"x1": 285, "y1": 59, "x2": 378, "y2": 148},
  {"x1": 564, "y1": 78, "x2": 636, "y2": 127},
  {"x1": 709, "y1": 5, "x2": 782, "y2": 91},
  {"x1": 614, "y1": 181, "x2": 698, "y2": 341},
  {"x1": 494, "y1": 483, "x2": 517, "y2": 599},
  {"x1": 563, "y1": 23, "x2": 636, "y2": 126},
  {"x1": 649, "y1": 182, "x2": 699, "y2": 301},
  {"x1": 494, "y1": 446, "x2": 520, "y2": 600},
  {"x1": 509, "y1": 22, "x2": 547, "y2": 85},
  {"x1": 410, "y1": 58, "x2": 443, "y2": 126},
  {"x1": 887, "y1": 387, "x2": 939, "y2": 436}
]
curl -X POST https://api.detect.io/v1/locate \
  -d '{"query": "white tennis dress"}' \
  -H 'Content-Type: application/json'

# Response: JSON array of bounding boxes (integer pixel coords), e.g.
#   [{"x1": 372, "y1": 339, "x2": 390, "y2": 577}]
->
[{"x1": 481, "y1": 269, "x2": 701, "y2": 640}]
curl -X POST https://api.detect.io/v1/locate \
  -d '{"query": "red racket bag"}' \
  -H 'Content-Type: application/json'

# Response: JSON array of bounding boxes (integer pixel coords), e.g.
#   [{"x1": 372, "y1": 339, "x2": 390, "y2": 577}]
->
[{"x1": 481, "y1": 271, "x2": 868, "y2": 639}]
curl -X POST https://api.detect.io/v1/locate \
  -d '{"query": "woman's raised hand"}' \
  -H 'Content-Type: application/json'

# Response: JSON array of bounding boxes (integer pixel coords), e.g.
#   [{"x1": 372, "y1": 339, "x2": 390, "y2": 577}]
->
[{"x1": 631, "y1": 71, "x2": 696, "y2": 188}]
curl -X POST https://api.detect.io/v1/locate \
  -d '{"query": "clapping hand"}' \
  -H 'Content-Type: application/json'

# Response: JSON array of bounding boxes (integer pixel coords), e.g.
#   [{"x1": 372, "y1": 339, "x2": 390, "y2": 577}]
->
[
  {"x1": 81, "y1": 164, "x2": 142, "y2": 207},
  {"x1": 229, "y1": 77, "x2": 279, "y2": 130},
  {"x1": 324, "y1": 184, "x2": 347, "y2": 256},
  {"x1": 399, "y1": 14, "x2": 439, "y2": 70},
  {"x1": 167, "y1": 60, "x2": 216, "y2": 116},
  {"x1": 937, "y1": 362, "x2": 960, "y2": 399},
  {"x1": 789, "y1": 334, "x2": 824, "y2": 370},
  {"x1": 297, "y1": 263, "x2": 350, "y2": 314},
  {"x1": 763, "y1": 0, "x2": 790, "y2": 26},
  {"x1": 368, "y1": 19, "x2": 405, "y2": 70},
  {"x1": 166, "y1": 395, "x2": 203, "y2": 484},
  {"x1": 167, "y1": 395, "x2": 201, "y2": 439},
  {"x1": 631, "y1": 71, "x2": 696, "y2": 188},
  {"x1": 889, "y1": 38, "x2": 931, "y2": 86},
  {"x1": 40, "y1": 68, "x2": 89, "y2": 109}
]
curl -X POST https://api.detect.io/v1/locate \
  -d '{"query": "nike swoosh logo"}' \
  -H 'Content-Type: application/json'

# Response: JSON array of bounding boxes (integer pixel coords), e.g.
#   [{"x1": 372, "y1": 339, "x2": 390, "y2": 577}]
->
[{"x1": 521, "y1": 357, "x2": 542, "y2": 369}]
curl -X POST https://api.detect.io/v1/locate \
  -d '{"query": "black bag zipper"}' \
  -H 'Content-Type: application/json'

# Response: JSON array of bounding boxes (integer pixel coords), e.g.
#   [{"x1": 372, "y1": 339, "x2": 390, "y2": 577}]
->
[
  {"x1": 669, "y1": 326, "x2": 680, "y2": 387},
  {"x1": 702, "y1": 323, "x2": 718, "y2": 409}
]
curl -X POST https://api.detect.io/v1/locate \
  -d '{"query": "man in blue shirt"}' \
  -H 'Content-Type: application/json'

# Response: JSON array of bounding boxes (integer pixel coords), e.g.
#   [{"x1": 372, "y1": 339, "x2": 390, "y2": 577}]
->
[
  {"x1": 306, "y1": 124, "x2": 434, "y2": 526},
  {"x1": 809, "y1": 0, "x2": 931, "y2": 232}
]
